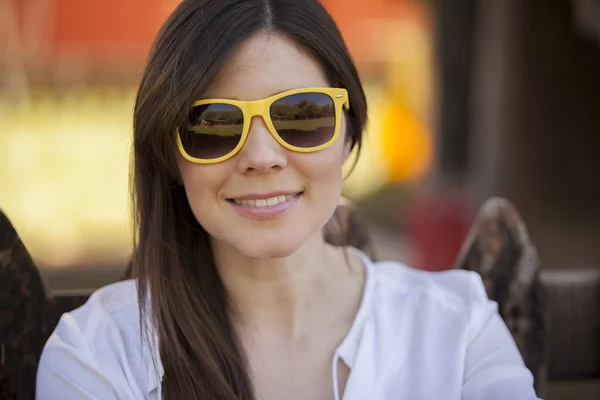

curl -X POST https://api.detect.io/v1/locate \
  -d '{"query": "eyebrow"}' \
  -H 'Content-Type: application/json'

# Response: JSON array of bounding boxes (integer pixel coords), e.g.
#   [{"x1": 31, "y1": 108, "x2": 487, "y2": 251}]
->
[{"x1": 201, "y1": 87, "x2": 319, "y2": 101}]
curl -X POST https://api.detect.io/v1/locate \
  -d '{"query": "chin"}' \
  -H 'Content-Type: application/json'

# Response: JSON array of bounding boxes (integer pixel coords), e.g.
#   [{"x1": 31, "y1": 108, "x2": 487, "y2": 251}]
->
[
  {"x1": 223, "y1": 230, "x2": 309, "y2": 260},
  {"x1": 237, "y1": 240, "x2": 301, "y2": 260}
]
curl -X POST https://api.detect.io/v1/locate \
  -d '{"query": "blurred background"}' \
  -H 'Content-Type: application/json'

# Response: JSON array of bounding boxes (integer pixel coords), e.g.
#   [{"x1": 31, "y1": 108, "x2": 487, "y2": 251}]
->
[{"x1": 1, "y1": 0, "x2": 599, "y2": 398}]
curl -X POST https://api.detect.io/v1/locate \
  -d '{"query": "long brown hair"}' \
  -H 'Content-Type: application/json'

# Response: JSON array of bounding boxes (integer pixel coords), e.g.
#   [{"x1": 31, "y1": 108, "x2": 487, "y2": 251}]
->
[{"x1": 131, "y1": 1, "x2": 367, "y2": 399}]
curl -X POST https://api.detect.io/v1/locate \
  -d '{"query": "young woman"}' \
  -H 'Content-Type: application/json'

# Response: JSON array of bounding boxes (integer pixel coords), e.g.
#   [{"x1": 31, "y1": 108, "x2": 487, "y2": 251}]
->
[{"x1": 36, "y1": 1, "x2": 541, "y2": 399}]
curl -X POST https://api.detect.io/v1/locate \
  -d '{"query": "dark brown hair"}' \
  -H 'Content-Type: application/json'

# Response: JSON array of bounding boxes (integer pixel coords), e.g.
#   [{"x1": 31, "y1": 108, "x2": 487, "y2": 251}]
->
[{"x1": 131, "y1": 1, "x2": 367, "y2": 399}]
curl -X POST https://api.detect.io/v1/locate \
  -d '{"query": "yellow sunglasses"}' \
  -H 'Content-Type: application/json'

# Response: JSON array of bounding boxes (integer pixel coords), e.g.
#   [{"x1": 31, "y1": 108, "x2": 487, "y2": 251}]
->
[{"x1": 176, "y1": 87, "x2": 350, "y2": 164}]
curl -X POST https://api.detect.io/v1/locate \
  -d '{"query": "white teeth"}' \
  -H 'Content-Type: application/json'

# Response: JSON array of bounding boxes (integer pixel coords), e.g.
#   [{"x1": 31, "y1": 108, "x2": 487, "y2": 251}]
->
[{"x1": 233, "y1": 194, "x2": 298, "y2": 207}]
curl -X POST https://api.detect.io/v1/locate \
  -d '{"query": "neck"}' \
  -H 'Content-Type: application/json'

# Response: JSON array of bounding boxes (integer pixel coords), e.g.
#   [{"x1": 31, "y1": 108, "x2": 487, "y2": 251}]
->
[{"x1": 211, "y1": 233, "x2": 349, "y2": 338}]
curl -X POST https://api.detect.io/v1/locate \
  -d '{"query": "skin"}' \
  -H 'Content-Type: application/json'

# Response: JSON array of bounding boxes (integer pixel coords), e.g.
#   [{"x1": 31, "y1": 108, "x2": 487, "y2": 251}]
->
[{"x1": 177, "y1": 32, "x2": 366, "y2": 400}]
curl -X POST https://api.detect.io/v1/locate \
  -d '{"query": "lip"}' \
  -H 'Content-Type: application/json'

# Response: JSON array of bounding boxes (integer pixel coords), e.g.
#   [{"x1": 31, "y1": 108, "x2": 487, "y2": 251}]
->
[
  {"x1": 229, "y1": 191, "x2": 302, "y2": 201},
  {"x1": 228, "y1": 193, "x2": 302, "y2": 220}
]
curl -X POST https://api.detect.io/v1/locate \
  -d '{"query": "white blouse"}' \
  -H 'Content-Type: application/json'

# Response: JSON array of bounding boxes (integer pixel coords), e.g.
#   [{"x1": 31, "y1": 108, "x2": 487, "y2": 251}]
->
[{"x1": 36, "y1": 251, "x2": 542, "y2": 399}]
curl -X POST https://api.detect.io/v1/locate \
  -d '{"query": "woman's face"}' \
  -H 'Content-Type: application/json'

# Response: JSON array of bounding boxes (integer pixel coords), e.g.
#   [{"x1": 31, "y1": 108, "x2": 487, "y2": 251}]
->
[{"x1": 177, "y1": 32, "x2": 350, "y2": 260}]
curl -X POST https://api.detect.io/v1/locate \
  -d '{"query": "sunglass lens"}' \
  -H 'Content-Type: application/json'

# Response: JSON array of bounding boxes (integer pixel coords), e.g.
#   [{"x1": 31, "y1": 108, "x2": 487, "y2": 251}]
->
[
  {"x1": 270, "y1": 93, "x2": 336, "y2": 148},
  {"x1": 179, "y1": 103, "x2": 243, "y2": 160}
]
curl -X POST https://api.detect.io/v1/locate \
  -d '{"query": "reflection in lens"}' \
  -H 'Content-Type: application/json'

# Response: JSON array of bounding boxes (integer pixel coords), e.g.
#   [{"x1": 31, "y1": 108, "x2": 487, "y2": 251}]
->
[
  {"x1": 270, "y1": 93, "x2": 335, "y2": 148},
  {"x1": 179, "y1": 103, "x2": 243, "y2": 159}
]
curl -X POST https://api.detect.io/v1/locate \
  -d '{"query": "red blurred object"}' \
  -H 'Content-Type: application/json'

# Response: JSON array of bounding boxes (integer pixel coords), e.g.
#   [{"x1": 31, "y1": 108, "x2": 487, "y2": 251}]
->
[
  {"x1": 11, "y1": 0, "x2": 173, "y2": 64},
  {"x1": 320, "y1": 0, "x2": 426, "y2": 65},
  {"x1": 7, "y1": 0, "x2": 423, "y2": 74},
  {"x1": 405, "y1": 191, "x2": 472, "y2": 271}
]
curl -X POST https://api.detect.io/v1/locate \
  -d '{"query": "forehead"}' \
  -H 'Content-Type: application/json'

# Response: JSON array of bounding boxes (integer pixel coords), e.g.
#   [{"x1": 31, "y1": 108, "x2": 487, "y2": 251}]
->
[{"x1": 202, "y1": 32, "x2": 330, "y2": 100}]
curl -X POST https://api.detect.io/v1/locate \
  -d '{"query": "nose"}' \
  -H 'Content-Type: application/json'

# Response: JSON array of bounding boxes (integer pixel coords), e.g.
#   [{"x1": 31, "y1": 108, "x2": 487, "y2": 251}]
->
[{"x1": 236, "y1": 116, "x2": 287, "y2": 173}]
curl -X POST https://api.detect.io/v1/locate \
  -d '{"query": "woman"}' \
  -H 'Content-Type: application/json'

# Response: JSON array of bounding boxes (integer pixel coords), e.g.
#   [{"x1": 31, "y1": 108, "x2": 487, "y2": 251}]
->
[{"x1": 36, "y1": 0, "x2": 541, "y2": 399}]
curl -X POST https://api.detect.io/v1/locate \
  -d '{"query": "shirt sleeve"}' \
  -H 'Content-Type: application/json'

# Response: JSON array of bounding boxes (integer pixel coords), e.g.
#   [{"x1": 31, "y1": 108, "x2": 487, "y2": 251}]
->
[
  {"x1": 462, "y1": 272, "x2": 542, "y2": 400},
  {"x1": 36, "y1": 313, "x2": 134, "y2": 400}
]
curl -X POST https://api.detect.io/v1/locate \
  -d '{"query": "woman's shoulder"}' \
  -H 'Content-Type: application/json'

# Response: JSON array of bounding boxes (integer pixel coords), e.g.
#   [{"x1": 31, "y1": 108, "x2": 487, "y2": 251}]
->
[
  {"x1": 67, "y1": 279, "x2": 141, "y2": 338},
  {"x1": 44, "y1": 279, "x2": 145, "y2": 357},
  {"x1": 37, "y1": 280, "x2": 159, "y2": 399},
  {"x1": 370, "y1": 259, "x2": 488, "y2": 303},
  {"x1": 365, "y1": 257, "x2": 496, "y2": 339},
  {"x1": 355, "y1": 258, "x2": 539, "y2": 399}
]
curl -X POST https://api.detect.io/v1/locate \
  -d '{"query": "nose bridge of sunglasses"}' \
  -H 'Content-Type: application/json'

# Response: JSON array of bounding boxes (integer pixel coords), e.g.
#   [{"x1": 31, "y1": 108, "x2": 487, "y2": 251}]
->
[
  {"x1": 244, "y1": 100, "x2": 278, "y2": 137},
  {"x1": 245, "y1": 99, "x2": 269, "y2": 118}
]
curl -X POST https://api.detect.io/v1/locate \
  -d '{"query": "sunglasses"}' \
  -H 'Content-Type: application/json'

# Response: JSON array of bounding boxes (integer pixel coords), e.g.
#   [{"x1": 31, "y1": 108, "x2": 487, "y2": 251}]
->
[{"x1": 176, "y1": 87, "x2": 350, "y2": 164}]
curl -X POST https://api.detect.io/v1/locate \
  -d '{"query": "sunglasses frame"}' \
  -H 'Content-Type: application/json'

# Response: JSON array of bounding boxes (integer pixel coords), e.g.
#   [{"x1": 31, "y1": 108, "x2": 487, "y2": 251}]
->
[{"x1": 176, "y1": 87, "x2": 350, "y2": 164}]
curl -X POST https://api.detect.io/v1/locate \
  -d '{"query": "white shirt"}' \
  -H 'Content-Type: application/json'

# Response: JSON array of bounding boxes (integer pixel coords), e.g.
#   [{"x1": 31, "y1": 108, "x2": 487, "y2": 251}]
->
[{"x1": 37, "y1": 251, "x2": 541, "y2": 399}]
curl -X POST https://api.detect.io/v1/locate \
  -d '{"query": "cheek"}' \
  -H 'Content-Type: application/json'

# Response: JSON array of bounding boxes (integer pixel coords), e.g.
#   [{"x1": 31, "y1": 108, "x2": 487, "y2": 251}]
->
[
  {"x1": 177, "y1": 159, "x2": 231, "y2": 218},
  {"x1": 298, "y1": 135, "x2": 346, "y2": 197},
  {"x1": 301, "y1": 116, "x2": 349, "y2": 191}
]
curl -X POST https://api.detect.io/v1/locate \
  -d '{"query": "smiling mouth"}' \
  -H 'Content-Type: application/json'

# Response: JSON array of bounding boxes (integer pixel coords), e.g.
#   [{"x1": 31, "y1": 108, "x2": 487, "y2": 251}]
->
[{"x1": 227, "y1": 192, "x2": 303, "y2": 207}]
